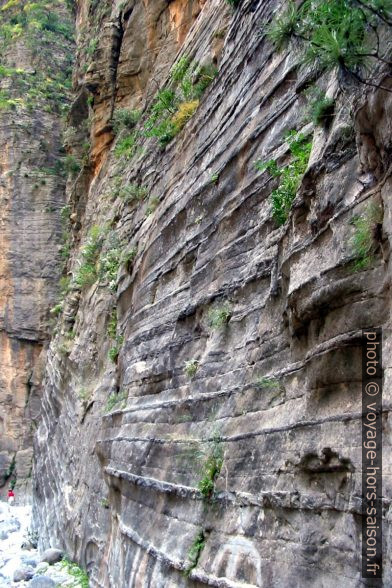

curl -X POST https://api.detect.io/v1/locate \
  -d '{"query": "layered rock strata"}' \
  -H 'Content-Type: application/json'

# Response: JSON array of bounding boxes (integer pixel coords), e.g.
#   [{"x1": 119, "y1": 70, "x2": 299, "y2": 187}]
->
[
  {"x1": 0, "y1": 0, "x2": 74, "y2": 498},
  {"x1": 32, "y1": 0, "x2": 392, "y2": 586}
]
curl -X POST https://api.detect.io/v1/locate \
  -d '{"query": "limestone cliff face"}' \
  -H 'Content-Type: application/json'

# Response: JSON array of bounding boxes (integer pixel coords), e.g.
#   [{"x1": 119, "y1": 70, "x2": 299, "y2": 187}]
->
[
  {"x1": 0, "y1": 0, "x2": 74, "y2": 497},
  {"x1": 32, "y1": 0, "x2": 392, "y2": 586}
]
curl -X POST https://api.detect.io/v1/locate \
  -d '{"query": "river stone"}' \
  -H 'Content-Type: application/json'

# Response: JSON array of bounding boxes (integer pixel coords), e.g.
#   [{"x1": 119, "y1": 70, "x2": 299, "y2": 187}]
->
[
  {"x1": 0, "y1": 517, "x2": 20, "y2": 540},
  {"x1": 13, "y1": 565, "x2": 35, "y2": 582},
  {"x1": 29, "y1": 577, "x2": 56, "y2": 588},
  {"x1": 20, "y1": 555, "x2": 38, "y2": 567},
  {"x1": 40, "y1": 549, "x2": 63, "y2": 564},
  {"x1": 48, "y1": 572, "x2": 70, "y2": 584},
  {"x1": 35, "y1": 562, "x2": 49, "y2": 574}
]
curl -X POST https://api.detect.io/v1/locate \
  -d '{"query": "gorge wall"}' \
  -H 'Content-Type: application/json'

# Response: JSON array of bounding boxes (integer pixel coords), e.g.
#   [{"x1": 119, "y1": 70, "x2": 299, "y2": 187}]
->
[
  {"x1": 0, "y1": 0, "x2": 389, "y2": 586},
  {"x1": 0, "y1": 0, "x2": 73, "y2": 499}
]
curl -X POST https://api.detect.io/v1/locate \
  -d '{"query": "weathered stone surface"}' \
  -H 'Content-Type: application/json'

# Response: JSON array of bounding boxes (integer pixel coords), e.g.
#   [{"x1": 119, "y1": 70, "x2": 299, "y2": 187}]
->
[
  {"x1": 13, "y1": 565, "x2": 34, "y2": 582},
  {"x1": 40, "y1": 548, "x2": 63, "y2": 565},
  {"x1": 34, "y1": 562, "x2": 49, "y2": 575},
  {"x1": 20, "y1": 555, "x2": 38, "y2": 568},
  {"x1": 28, "y1": 578, "x2": 56, "y2": 588},
  {"x1": 30, "y1": 0, "x2": 392, "y2": 587},
  {"x1": 0, "y1": 0, "x2": 74, "y2": 499},
  {"x1": 0, "y1": 516, "x2": 20, "y2": 541}
]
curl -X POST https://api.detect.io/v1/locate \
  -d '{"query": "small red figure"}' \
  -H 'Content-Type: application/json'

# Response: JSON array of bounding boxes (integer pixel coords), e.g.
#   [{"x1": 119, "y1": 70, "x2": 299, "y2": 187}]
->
[{"x1": 7, "y1": 488, "x2": 15, "y2": 506}]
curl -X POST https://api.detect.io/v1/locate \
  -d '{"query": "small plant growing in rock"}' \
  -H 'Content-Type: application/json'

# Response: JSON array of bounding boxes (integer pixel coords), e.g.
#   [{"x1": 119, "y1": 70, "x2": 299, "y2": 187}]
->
[
  {"x1": 198, "y1": 435, "x2": 223, "y2": 501},
  {"x1": 107, "y1": 309, "x2": 117, "y2": 339},
  {"x1": 349, "y1": 202, "x2": 383, "y2": 271},
  {"x1": 59, "y1": 276, "x2": 71, "y2": 295},
  {"x1": 100, "y1": 498, "x2": 110, "y2": 509},
  {"x1": 266, "y1": 0, "x2": 392, "y2": 93},
  {"x1": 59, "y1": 558, "x2": 89, "y2": 588},
  {"x1": 255, "y1": 377, "x2": 282, "y2": 390},
  {"x1": 107, "y1": 307, "x2": 124, "y2": 362},
  {"x1": 210, "y1": 172, "x2": 219, "y2": 184},
  {"x1": 105, "y1": 389, "x2": 128, "y2": 413},
  {"x1": 146, "y1": 196, "x2": 160, "y2": 216},
  {"x1": 119, "y1": 183, "x2": 148, "y2": 203},
  {"x1": 145, "y1": 89, "x2": 178, "y2": 146},
  {"x1": 60, "y1": 204, "x2": 71, "y2": 224},
  {"x1": 74, "y1": 263, "x2": 96, "y2": 288},
  {"x1": 198, "y1": 435, "x2": 223, "y2": 500},
  {"x1": 171, "y1": 99, "x2": 200, "y2": 133},
  {"x1": 86, "y1": 38, "x2": 98, "y2": 57},
  {"x1": 109, "y1": 335, "x2": 124, "y2": 363},
  {"x1": 184, "y1": 529, "x2": 206, "y2": 576},
  {"x1": 192, "y1": 64, "x2": 218, "y2": 98},
  {"x1": 144, "y1": 56, "x2": 217, "y2": 148},
  {"x1": 208, "y1": 304, "x2": 231, "y2": 329},
  {"x1": 98, "y1": 233, "x2": 122, "y2": 291},
  {"x1": 99, "y1": 247, "x2": 121, "y2": 291},
  {"x1": 255, "y1": 130, "x2": 312, "y2": 226},
  {"x1": 123, "y1": 246, "x2": 138, "y2": 272},
  {"x1": 305, "y1": 88, "x2": 335, "y2": 127},
  {"x1": 78, "y1": 388, "x2": 90, "y2": 403},
  {"x1": 114, "y1": 133, "x2": 138, "y2": 159},
  {"x1": 64, "y1": 154, "x2": 81, "y2": 176},
  {"x1": 112, "y1": 108, "x2": 141, "y2": 135},
  {"x1": 185, "y1": 359, "x2": 199, "y2": 378},
  {"x1": 57, "y1": 330, "x2": 75, "y2": 356},
  {"x1": 74, "y1": 225, "x2": 104, "y2": 288},
  {"x1": 50, "y1": 302, "x2": 63, "y2": 316}
]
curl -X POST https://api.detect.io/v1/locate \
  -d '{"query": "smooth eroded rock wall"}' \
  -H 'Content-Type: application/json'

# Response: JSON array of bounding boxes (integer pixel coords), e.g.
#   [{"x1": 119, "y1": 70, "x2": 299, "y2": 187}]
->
[{"x1": 33, "y1": 0, "x2": 391, "y2": 586}]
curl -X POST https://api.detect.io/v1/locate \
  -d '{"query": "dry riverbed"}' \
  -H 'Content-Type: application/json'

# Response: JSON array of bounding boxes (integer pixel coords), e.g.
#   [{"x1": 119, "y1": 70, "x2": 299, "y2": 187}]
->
[{"x1": 0, "y1": 503, "x2": 87, "y2": 587}]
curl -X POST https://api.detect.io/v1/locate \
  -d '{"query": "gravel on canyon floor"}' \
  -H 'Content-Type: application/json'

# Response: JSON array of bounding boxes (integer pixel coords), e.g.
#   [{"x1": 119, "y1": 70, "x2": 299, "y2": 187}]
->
[{"x1": 0, "y1": 503, "x2": 85, "y2": 587}]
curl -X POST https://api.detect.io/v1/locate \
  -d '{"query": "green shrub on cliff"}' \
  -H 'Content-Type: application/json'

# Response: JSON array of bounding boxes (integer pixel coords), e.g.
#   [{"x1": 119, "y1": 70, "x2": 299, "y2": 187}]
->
[
  {"x1": 208, "y1": 304, "x2": 231, "y2": 329},
  {"x1": 117, "y1": 183, "x2": 148, "y2": 203},
  {"x1": 107, "y1": 309, "x2": 118, "y2": 340},
  {"x1": 1, "y1": 0, "x2": 74, "y2": 44},
  {"x1": 184, "y1": 359, "x2": 199, "y2": 378},
  {"x1": 114, "y1": 133, "x2": 138, "y2": 159},
  {"x1": 185, "y1": 530, "x2": 206, "y2": 576},
  {"x1": 255, "y1": 376, "x2": 282, "y2": 391},
  {"x1": 112, "y1": 108, "x2": 141, "y2": 135},
  {"x1": 145, "y1": 56, "x2": 217, "y2": 147},
  {"x1": 108, "y1": 336, "x2": 124, "y2": 363},
  {"x1": 64, "y1": 154, "x2": 81, "y2": 176},
  {"x1": 74, "y1": 225, "x2": 103, "y2": 288},
  {"x1": 267, "y1": 0, "x2": 392, "y2": 90},
  {"x1": 98, "y1": 232, "x2": 122, "y2": 291},
  {"x1": 350, "y1": 202, "x2": 383, "y2": 271},
  {"x1": 255, "y1": 130, "x2": 312, "y2": 226},
  {"x1": 198, "y1": 436, "x2": 223, "y2": 500},
  {"x1": 105, "y1": 390, "x2": 128, "y2": 413},
  {"x1": 306, "y1": 91, "x2": 335, "y2": 127},
  {"x1": 123, "y1": 246, "x2": 138, "y2": 273},
  {"x1": 59, "y1": 558, "x2": 89, "y2": 588},
  {"x1": 145, "y1": 196, "x2": 160, "y2": 216}
]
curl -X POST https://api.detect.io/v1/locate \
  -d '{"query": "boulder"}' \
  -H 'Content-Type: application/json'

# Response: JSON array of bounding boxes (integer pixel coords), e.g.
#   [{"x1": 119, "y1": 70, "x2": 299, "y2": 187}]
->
[
  {"x1": 21, "y1": 539, "x2": 36, "y2": 550},
  {"x1": 13, "y1": 565, "x2": 35, "y2": 582},
  {"x1": 40, "y1": 548, "x2": 63, "y2": 564},
  {"x1": 29, "y1": 577, "x2": 56, "y2": 588},
  {"x1": 48, "y1": 572, "x2": 70, "y2": 584},
  {"x1": 0, "y1": 517, "x2": 20, "y2": 540},
  {"x1": 21, "y1": 555, "x2": 38, "y2": 567},
  {"x1": 35, "y1": 562, "x2": 49, "y2": 574}
]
